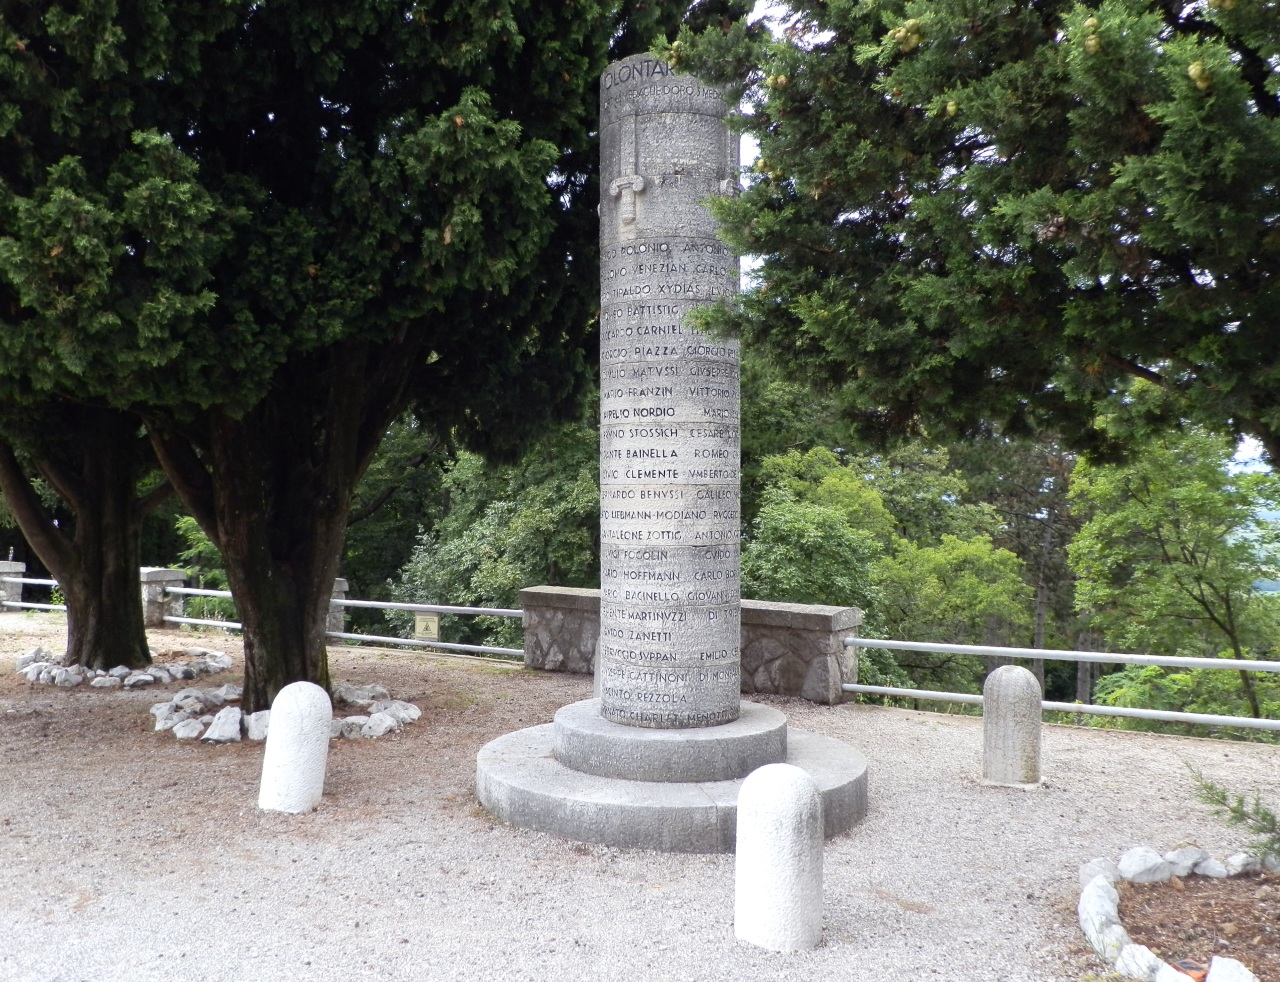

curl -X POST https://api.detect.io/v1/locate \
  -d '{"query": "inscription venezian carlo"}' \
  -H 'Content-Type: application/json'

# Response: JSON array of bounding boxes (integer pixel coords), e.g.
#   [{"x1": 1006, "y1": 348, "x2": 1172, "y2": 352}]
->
[{"x1": 598, "y1": 55, "x2": 741, "y2": 729}]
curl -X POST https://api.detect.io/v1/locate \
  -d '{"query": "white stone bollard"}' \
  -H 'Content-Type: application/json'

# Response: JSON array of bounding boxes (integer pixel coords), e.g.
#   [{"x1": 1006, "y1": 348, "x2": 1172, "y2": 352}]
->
[
  {"x1": 734, "y1": 763, "x2": 824, "y2": 952},
  {"x1": 258, "y1": 681, "x2": 333, "y2": 813},
  {"x1": 982, "y1": 665, "x2": 1042, "y2": 787}
]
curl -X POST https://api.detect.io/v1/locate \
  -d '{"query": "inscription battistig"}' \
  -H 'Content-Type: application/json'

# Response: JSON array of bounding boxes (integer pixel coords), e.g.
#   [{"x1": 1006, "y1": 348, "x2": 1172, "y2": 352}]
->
[{"x1": 598, "y1": 55, "x2": 740, "y2": 728}]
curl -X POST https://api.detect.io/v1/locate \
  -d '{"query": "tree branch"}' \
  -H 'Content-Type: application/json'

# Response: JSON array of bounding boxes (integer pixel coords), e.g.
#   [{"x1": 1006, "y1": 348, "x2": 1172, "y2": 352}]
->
[{"x1": 0, "y1": 442, "x2": 74, "y2": 575}]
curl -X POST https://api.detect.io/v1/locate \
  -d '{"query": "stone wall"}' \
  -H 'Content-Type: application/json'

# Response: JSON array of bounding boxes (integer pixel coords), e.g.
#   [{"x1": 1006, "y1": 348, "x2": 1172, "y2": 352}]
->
[{"x1": 520, "y1": 585, "x2": 861, "y2": 705}]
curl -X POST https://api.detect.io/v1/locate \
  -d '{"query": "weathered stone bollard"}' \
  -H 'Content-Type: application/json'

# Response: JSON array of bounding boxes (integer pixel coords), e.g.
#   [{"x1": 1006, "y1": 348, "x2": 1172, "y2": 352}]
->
[
  {"x1": 735, "y1": 763, "x2": 824, "y2": 952},
  {"x1": 982, "y1": 665, "x2": 1042, "y2": 787},
  {"x1": 258, "y1": 681, "x2": 333, "y2": 813}
]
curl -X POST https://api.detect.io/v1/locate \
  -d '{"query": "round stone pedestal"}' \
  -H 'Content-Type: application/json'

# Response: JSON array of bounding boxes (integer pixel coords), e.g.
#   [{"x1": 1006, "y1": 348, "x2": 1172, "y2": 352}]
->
[{"x1": 476, "y1": 699, "x2": 868, "y2": 853}]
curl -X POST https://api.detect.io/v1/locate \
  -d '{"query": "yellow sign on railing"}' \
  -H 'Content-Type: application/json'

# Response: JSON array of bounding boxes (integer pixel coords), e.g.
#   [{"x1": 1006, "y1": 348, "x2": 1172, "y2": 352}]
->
[{"x1": 414, "y1": 614, "x2": 440, "y2": 641}]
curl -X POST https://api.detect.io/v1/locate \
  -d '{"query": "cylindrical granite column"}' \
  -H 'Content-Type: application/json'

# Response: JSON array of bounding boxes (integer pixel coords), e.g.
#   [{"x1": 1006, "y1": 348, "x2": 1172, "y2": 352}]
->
[{"x1": 598, "y1": 55, "x2": 741, "y2": 728}]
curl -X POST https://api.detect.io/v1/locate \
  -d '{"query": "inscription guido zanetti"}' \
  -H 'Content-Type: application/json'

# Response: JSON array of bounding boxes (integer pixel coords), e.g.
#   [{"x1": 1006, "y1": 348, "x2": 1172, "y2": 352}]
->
[{"x1": 598, "y1": 55, "x2": 741, "y2": 729}]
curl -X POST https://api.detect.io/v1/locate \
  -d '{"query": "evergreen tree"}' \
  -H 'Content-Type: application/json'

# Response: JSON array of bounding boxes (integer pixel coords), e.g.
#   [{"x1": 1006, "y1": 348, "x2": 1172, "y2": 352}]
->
[
  {"x1": 1, "y1": 0, "x2": 744, "y2": 710},
  {"x1": 674, "y1": 0, "x2": 1280, "y2": 459}
]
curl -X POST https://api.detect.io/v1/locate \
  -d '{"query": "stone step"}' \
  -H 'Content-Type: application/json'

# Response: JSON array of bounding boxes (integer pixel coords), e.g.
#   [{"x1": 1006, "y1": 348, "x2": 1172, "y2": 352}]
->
[{"x1": 476, "y1": 716, "x2": 868, "y2": 853}]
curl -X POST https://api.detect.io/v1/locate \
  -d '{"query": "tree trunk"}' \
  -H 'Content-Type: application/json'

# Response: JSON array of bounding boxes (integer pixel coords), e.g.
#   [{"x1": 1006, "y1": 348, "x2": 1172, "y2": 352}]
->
[
  {"x1": 0, "y1": 410, "x2": 158, "y2": 670},
  {"x1": 150, "y1": 341, "x2": 413, "y2": 713}
]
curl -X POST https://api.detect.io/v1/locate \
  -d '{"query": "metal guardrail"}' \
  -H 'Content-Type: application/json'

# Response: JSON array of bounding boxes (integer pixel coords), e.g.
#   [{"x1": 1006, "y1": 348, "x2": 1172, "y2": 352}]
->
[
  {"x1": 0, "y1": 575, "x2": 67, "y2": 612},
  {"x1": 162, "y1": 586, "x2": 524, "y2": 662},
  {"x1": 844, "y1": 637, "x2": 1280, "y2": 732}
]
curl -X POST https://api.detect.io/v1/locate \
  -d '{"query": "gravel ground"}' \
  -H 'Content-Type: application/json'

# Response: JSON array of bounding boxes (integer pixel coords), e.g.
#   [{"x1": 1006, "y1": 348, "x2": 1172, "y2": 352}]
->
[{"x1": 1, "y1": 612, "x2": 1277, "y2": 982}]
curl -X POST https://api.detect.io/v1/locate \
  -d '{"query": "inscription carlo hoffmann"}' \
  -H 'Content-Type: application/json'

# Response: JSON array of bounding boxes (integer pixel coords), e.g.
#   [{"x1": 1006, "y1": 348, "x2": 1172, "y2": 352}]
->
[{"x1": 598, "y1": 54, "x2": 740, "y2": 728}]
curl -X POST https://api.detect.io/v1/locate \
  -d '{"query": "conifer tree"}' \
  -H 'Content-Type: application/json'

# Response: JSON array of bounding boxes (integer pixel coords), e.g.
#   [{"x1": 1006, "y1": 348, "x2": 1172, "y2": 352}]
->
[{"x1": 675, "y1": 0, "x2": 1280, "y2": 458}]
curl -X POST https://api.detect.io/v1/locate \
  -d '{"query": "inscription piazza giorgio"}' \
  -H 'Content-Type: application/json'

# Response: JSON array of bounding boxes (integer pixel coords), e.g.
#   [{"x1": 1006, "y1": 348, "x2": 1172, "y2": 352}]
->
[{"x1": 598, "y1": 55, "x2": 741, "y2": 728}]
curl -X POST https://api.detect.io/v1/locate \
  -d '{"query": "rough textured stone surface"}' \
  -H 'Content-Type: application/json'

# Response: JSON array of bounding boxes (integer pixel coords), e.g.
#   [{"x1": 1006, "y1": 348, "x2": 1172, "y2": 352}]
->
[
  {"x1": 1207, "y1": 956, "x2": 1259, "y2": 982},
  {"x1": 201, "y1": 706, "x2": 243, "y2": 744},
  {"x1": 172, "y1": 719, "x2": 204, "y2": 740},
  {"x1": 1078, "y1": 874, "x2": 1122, "y2": 959},
  {"x1": 332, "y1": 682, "x2": 390, "y2": 709},
  {"x1": 368, "y1": 700, "x2": 421, "y2": 724},
  {"x1": 475, "y1": 723, "x2": 866, "y2": 853},
  {"x1": 552, "y1": 698, "x2": 785, "y2": 782},
  {"x1": 15, "y1": 647, "x2": 44, "y2": 671},
  {"x1": 1114, "y1": 943, "x2": 1163, "y2": 981},
  {"x1": 982, "y1": 665, "x2": 1042, "y2": 787},
  {"x1": 258, "y1": 682, "x2": 332, "y2": 814},
  {"x1": 89, "y1": 676, "x2": 121, "y2": 689},
  {"x1": 521, "y1": 587, "x2": 862, "y2": 705},
  {"x1": 1164, "y1": 846, "x2": 1209, "y2": 877},
  {"x1": 1119, "y1": 846, "x2": 1172, "y2": 884},
  {"x1": 1224, "y1": 852, "x2": 1261, "y2": 875},
  {"x1": 1194, "y1": 857, "x2": 1229, "y2": 878},
  {"x1": 245, "y1": 710, "x2": 271, "y2": 742},
  {"x1": 1079, "y1": 857, "x2": 1121, "y2": 886},
  {"x1": 734, "y1": 764, "x2": 823, "y2": 952},
  {"x1": 340, "y1": 716, "x2": 370, "y2": 740},
  {"x1": 360, "y1": 713, "x2": 400, "y2": 739},
  {"x1": 596, "y1": 54, "x2": 741, "y2": 730}
]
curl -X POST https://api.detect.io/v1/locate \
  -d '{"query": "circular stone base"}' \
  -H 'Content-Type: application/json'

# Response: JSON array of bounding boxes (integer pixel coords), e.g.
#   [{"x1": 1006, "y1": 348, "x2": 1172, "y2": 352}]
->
[
  {"x1": 554, "y1": 699, "x2": 787, "y2": 783},
  {"x1": 476, "y1": 722, "x2": 868, "y2": 853}
]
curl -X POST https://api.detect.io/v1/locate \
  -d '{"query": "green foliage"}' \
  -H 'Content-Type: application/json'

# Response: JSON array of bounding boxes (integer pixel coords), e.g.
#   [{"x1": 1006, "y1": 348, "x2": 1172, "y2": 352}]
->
[
  {"x1": 391, "y1": 423, "x2": 599, "y2": 649},
  {"x1": 874, "y1": 535, "x2": 1030, "y2": 692},
  {"x1": 1094, "y1": 663, "x2": 1280, "y2": 739},
  {"x1": 674, "y1": 1, "x2": 1280, "y2": 461},
  {"x1": 341, "y1": 415, "x2": 449, "y2": 633},
  {"x1": 741, "y1": 486, "x2": 884, "y2": 611},
  {"x1": 741, "y1": 444, "x2": 1029, "y2": 694},
  {"x1": 174, "y1": 515, "x2": 236, "y2": 622},
  {"x1": 1190, "y1": 769, "x2": 1280, "y2": 861},
  {"x1": 1068, "y1": 421, "x2": 1280, "y2": 654},
  {"x1": 1069, "y1": 415, "x2": 1280, "y2": 722}
]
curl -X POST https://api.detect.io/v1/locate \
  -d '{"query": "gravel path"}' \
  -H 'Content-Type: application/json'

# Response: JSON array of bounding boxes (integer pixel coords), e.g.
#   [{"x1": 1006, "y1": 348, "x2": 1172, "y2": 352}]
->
[{"x1": 1, "y1": 613, "x2": 1276, "y2": 982}]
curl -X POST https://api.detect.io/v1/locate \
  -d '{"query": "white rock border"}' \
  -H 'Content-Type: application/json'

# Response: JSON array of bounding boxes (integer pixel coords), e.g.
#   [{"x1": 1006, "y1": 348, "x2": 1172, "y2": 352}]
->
[{"x1": 1078, "y1": 845, "x2": 1278, "y2": 982}]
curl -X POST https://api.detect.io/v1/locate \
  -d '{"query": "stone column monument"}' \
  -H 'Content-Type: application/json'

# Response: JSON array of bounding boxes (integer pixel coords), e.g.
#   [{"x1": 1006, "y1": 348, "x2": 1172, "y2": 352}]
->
[
  {"x1": 474, "y1": 56, "x2": 868, "y2": 853},
  {"x1": 597, "y1": 55, "x2": 741, "y2": 728}
]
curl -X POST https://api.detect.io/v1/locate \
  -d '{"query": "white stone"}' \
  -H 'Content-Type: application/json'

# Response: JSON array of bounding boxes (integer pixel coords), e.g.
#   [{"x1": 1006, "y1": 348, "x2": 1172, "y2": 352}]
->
[
  {"x1": 172, "y1": 719, "x2": 204, "y2": 740},
  {"x1": 360, "y1": 713, "x2": 400, "y2": 739},
  {"x1": 258, "y1": 682, "x2": 332, "y2": 814},
  {"x1": 981, "y1": 665, "x2": 1042, "y2": 786},
  {"x1": 1224, "y1": 852, "x2": 1261, "y2": 875},
  {"x1": 1206, "y1": 956, "x2": 1259, "y2": 982},
  {"x1": 1118, "y1": 846, "x2": 1172, "y2": 884},
  {"x1": 339, "y1": 716, "x2": 370, "y2": 739},
  {"x1": 176, "y1": 697, "x2": 204, "y2": 714},
  {"x1": 89, "y1": 676, "x2": 121, "y2": 689},
  {"x1": 173, "y1": 687, "x2": 207, "y2": 705},
  {"x1": 245, "y1": 710, "x2": 271, "y2": 741},
  {"x1": 108, "y1": 665, "x2": 131, "y2": 678},
  {"x1": 200, "y1": 690, "x2": 226, "y2": 708},
  {"x1": 201, "y1": 706, "x2": 242, "y2": 744},
  {"x1": 1114, "y1": 943, "x2": 1164, "y2": 981},
  {"x1": 214, "y1": 683, "x2": 242, "y2": 702},
  {"x1": 1158, "y1": 964, "x2": 1199, "y2": 982},
  {"x1": 1263, "y1": 854, "x2": 1280, "y2": 873},
  {"x1": 155, "y1": 710, "x2": 191, "y2": 732},
  {"x1": 169, "y1": 664, "x2": 197, "y2": 681},
  {"x1": 38, "y1": 668, "x2": 53, "y2": 684},
  {"x1": 53, "y1": 669, "x2": 81, "y2": 688},
  {"x1": 15, "y1": 647, "x2": 44, "y2": 672},
  {"x1": 1078, "y1": 875, "x2": 1122, "y2": 957},
  {"x1": 368, "y1": 699, "x2": 421, "y2": 724},
  {"x1": 1194, "y1": 857, "x2": 1229, "y2": 878},
  {"x1": 197, "y1": 714, "x2": 214, "y2": 725},
  {"x1": 329, "y1": 718, "x2": 344, "y2": 740},
  {"x1": 199, "y1": 650, "x2": 233, "y2": 672},
  {"x1": 1164, "y1": 846, "x2": 1209, "y2": 877},
  {"x1": 20, "y1": 663, "x2": 45, "y2": 682},
  {"x1": 149, "y1": 701, "x2": 175, "y2": 716},
  {"x1": 123, "y1": 673, "x2": 155, "y2": 689},
  {"x1": 149, "y1": 667, "x2": 172, "y2": 684},
  {"x1": 734, "y1": 763, "x2": 823, "y2": 953},
  {"x1": 332, "y1": 682, "x2": 390, "y2": 709},
  {"x1": 1079, "y1": 857, "x2": 1121, "y2": 886}
]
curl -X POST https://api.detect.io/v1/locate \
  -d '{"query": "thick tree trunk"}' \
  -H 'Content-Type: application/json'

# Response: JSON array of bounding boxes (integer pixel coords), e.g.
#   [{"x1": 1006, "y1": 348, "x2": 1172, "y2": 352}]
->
[
  {"x1": 151, "y1": 341, "x2": 415, "y2": 713},
  {"x1": 58, "y1": 463, "x2": 151, "y2": 671},
  {"x1": 0, "y1": 410, "x2": 157, "y2": 670}
]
